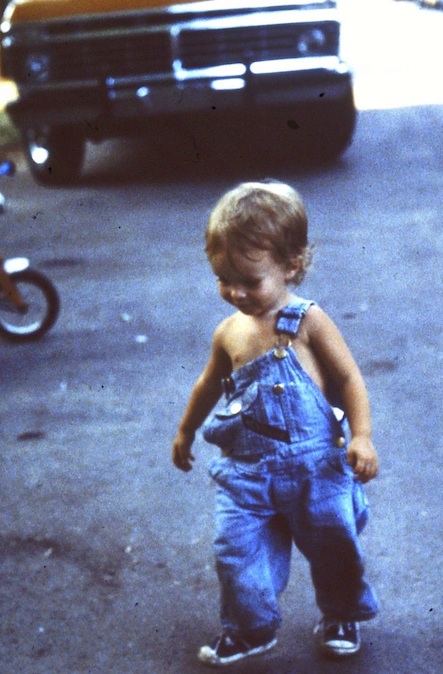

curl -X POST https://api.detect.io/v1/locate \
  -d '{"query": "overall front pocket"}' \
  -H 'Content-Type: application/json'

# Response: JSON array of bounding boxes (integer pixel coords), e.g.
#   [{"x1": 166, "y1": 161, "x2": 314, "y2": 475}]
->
[
  {"x1": 202, "y1": 395, "x2": 249, "y2": 448},
  {"x1": 203, "y1": 378, "x2": 337, "y2": 449},
  {"x1": 203, "y1": 382, "x2": 290, "y2": 448}
]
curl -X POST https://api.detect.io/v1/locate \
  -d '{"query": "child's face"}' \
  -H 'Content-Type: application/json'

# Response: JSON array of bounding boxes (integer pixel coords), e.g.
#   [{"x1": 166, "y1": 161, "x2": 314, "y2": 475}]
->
[{"x1": 211, "y1": 247, "x2": 296, "y2": 318}]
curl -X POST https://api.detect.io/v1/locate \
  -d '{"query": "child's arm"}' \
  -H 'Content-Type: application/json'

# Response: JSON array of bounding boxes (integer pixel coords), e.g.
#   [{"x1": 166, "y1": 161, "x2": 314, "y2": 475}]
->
[
  {"x1": 172, "y1": 324, "x2": 232, "y2": 472},
  {"x1": 304, "y1": 306, "x2": 379, "y2": 484}
]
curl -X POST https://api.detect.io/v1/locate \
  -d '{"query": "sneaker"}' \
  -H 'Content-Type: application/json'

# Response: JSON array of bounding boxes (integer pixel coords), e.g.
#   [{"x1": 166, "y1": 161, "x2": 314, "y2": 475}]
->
[
  {"x1": 315, "y1": 618, "x2": 361, "y2": 658},
  {"x1": 198, "y1": 633, "x2": 277, "y2": 667}
]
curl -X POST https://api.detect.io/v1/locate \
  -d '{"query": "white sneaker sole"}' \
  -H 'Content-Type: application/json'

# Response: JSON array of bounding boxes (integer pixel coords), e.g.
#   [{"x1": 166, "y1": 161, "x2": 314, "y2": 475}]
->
[
  {"x1": 320, "y1": 639, "x2": 361, "y2": 658},
  {"x1": 314, "y1": 621, "x2": 361, "y2": 658},
  {"x1": 198, "y1": 638, "x2": 277, "y2": 667}
]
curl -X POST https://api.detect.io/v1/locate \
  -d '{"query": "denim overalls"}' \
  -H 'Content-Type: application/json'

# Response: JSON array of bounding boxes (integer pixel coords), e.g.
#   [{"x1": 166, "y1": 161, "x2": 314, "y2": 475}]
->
[{"x1": 202, "y1": 297, "x2": 379, "y2": 640}]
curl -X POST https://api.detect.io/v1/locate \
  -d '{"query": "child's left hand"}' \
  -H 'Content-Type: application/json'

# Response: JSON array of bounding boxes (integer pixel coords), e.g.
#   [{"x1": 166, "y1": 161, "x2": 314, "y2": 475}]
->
[{"x1": 346, "y1": 436, "x2": 379, "y2": 483}]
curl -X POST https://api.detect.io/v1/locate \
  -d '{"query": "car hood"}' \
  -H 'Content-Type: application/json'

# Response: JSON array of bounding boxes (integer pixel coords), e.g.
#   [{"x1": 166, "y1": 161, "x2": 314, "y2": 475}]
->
[
  {"x1": 3, "y1": 0, "x2": 333, "y2": 23},
  {"x1": 3, "y1": 0, "x2": 203, "y2": 23}
]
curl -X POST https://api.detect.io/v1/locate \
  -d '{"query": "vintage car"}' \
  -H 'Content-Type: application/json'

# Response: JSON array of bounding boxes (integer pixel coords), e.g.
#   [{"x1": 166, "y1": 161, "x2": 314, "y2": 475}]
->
[{"x1": 0, "y1": 0, "x2": 356, "y2": 184}]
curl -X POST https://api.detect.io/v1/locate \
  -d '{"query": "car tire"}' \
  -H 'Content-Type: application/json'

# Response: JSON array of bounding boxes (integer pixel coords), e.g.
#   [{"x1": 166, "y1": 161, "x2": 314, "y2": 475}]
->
[
  {"x1": 251, "y1": 88, "x2": 357, "y2": 167},
  {"x1": 281, "y1": 89, "x2": 357, "y2": 164},
  {"x1": 307, "y1": 88, "x2": 357, "y2": 162},
  {"x1": 23, "y1": 126, "x2": 85, "y2": 186}
]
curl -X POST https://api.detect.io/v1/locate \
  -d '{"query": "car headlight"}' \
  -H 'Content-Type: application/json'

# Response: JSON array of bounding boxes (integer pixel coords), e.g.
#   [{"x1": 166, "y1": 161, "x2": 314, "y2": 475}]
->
[
  {"x1": 26, "y1": 53, "x2": 51, "y2": 83},
  {"x1": 296, "y1": 28, "x2": 327, "y2": 56}
]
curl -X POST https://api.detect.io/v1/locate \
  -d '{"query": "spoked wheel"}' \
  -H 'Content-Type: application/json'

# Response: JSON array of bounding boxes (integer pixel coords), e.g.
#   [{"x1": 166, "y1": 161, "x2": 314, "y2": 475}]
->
[{"x1": 0, "y1": 269, "x2": 60, "y2": 342}]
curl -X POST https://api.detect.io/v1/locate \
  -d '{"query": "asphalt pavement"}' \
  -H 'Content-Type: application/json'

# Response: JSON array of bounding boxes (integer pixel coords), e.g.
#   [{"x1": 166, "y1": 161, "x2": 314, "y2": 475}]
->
[{"x1": 0, "y1": 1, "x2": 442, "y2": 673}]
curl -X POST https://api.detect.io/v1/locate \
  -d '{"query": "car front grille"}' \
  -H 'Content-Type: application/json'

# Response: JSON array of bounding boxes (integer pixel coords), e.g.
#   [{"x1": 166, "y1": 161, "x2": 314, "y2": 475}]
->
[
  {"x1": 10, "y1": 31, "x2": 172, "y2": 83},
  {"x1": 179, "y1": 22, "x2": 338, "y2": 70},
  {"x1": 53, "y1": 32, "x2": 172, "y2": 82},
  {"x1": 4, "y1": 12, "x2": 339, "y2": 85}
]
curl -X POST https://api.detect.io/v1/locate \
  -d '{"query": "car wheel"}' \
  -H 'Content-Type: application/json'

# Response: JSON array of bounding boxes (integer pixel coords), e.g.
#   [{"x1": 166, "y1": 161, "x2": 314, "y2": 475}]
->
[
  {"x1": 253, "y1": 88, "x2": 357, "y2": 167},
  {"x1": 23, "y1": 126, "x2": 85, "y2": 186},
  {"x1": 281, "y1": 93, "x2": 357, "y2": 164},
  {"x1": 307, "y1": 88, "x2": 357, "y2": 162},
  {"x1": 270, "y1": 88, "x2": 356, "y2": 163}
]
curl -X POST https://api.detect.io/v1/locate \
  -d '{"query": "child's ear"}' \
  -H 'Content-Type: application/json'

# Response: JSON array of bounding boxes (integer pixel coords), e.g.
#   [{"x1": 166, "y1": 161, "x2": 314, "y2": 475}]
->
[{"x1": 285, "y1": 256, "x2": 302, "y2": 281}]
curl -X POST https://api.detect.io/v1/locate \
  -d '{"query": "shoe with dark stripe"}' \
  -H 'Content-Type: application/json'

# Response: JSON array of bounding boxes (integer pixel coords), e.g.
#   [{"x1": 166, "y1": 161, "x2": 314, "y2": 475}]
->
[
  {"x1": 198, "y1": 633, "x2": 277, "y2": 667},
  {"x1": 315, "y1": 618, "x2": 361, "y2": 658}
]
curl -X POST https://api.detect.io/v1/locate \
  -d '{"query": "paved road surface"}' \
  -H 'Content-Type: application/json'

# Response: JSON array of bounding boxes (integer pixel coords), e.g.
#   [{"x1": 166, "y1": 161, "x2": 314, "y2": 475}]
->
[{"x1": 0, "y1": 1, "x2": 442, "y2": 672}]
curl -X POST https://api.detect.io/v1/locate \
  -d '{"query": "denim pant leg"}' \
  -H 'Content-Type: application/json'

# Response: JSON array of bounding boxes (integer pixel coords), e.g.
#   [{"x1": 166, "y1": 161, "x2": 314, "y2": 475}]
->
[
  {"x1": 281, "y1": 450, "x2": 379, "y2": 622},
  {"x1": 265, "y1": 513, "x2": 293, "y2": 596},
  {"x1": 210, "y1": 458, "x2": 291, "y2": 637}
]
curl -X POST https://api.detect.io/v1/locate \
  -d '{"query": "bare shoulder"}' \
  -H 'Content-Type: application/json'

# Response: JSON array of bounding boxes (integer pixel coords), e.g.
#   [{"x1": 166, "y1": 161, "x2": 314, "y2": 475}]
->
[
  {"x1": 213, "y1": 312, "x2": 242, "y2": 344},
  {"x1": 299, "y1": 303, "x2": 337, "y2": 341},
  {"x1": 299, "y1": 302, "x2": 357, "y2": 375},
  {"x1": 210, "y1": 313, "x2": 241, "y2": 368},
  {"x1": 212, "y1": 311, "x2": 256, "y2": 371}
]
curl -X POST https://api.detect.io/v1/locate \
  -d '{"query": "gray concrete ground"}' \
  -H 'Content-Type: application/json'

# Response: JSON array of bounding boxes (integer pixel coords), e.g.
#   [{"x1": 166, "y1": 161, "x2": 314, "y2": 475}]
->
[{"x1": 0, "y1": 1, "x2": 442, "y2": 673}]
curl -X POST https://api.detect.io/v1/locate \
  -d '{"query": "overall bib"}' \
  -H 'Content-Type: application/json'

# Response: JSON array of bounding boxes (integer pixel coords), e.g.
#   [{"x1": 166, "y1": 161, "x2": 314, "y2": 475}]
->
[{"x1": 202, "y1": 298, "x2": 379, "y2": 638}]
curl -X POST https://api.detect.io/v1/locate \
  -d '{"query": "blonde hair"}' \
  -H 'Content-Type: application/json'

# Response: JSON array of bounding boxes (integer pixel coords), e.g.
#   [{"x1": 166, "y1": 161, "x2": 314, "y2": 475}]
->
[{"x1": 205, "y1": 181, "x2": 312, "y2": 285}]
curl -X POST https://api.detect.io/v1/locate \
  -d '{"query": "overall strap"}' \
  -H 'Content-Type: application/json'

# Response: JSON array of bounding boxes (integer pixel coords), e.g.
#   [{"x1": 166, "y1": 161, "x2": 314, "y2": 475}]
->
[{"x1": 275, "y1": 297, "x2": 315, "y2": 336}]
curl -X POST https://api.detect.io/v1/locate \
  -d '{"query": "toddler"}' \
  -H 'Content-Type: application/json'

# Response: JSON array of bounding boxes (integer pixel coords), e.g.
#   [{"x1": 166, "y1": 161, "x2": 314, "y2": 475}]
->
[{"x1": 172, "y1": 181, "x2": 379, "y2": 667}]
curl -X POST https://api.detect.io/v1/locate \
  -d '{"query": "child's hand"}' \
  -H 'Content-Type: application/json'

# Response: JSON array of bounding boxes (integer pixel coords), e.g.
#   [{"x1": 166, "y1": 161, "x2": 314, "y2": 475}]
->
[
  {"x1": 172, "y1": 430, "x2": 196, "y2": 472},
  {"x1": 346, "y1": 436, "x2": 379, "y2": 483}
]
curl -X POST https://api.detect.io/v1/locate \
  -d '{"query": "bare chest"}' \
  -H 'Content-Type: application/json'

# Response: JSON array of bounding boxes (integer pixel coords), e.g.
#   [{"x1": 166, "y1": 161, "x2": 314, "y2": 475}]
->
[{"x1": 225, "y1": 320, "x2": 326, "y2": 392}]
